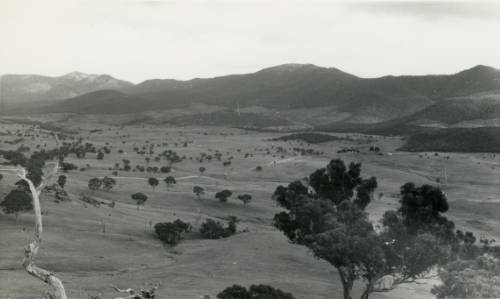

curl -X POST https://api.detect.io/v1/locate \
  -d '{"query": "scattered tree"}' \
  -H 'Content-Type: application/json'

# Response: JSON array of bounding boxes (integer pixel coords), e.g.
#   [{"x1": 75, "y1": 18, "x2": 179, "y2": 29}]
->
[
  {"x1": 164, "y1": 176, "x2": 176, "y2": 189},
  {"x1": 237, "y1": 194, "x2": 252, "y2": 207},
  {"x1": 57, "y1": 175, "x2": 67, "y2": 189},
  {"x1": 88, "y1": 177, "x2": 102, "y2": 192},
  {"x1": 215, "y1": 189, "x2": 232, "y2": 203},
  {"x1": 96, "y1": 151, "x2": 104, "y2": 160},
  {"x1": 102, "y1": 176, "x2": 116, "y2": 192},
  {"x1": 148, "y1": 177, "x2": 159, "y2": 190},
  {"x1": 0, "y1": 189, "x2": 33, "y2": 218},
  {"x1": 193, "y1": 186, "x2": 205, "y2": 199},
  {"x1": 131, "y1": 192, "x2": 148, "y2": 209}
]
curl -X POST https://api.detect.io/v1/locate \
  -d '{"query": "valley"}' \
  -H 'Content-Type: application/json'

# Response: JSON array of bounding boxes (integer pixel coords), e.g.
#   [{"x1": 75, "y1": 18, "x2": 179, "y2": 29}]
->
[{"x1": 1, "y1": 115, "x2": 499, "y2": 298}]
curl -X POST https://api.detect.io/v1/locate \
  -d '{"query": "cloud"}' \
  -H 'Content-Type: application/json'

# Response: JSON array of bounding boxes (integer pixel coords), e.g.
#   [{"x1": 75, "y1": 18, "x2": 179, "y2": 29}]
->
[
  {"x1": 350, "y1": 1, "x2": 500, "y2": 20},
  {"x1": 1, "y1": 0, "x2": 500, "y2": 82}
]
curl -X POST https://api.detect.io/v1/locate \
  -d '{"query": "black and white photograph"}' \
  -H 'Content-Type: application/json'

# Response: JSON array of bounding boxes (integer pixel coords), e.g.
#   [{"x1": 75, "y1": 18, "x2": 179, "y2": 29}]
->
[{"x1": 1, "y1": 0, "x2": 500, "y2": 298}]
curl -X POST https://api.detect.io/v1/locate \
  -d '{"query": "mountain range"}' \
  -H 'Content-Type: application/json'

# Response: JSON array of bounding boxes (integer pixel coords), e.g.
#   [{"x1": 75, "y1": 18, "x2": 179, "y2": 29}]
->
[
  {"x1": 2, "y1": 64, "x2": 500, "y2": 129},
  {"x1": 0, "y1": 72, "x2": 133, "y2": 108}
]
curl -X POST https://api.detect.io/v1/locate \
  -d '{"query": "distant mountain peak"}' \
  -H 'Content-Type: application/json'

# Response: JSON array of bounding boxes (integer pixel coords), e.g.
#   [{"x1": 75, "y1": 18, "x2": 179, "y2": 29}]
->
[
  {"x1": 61, "y1": 71, "x2": 91, "y2": 80},
  {"x1": 259, "y1": 63, "x2": 319, "y2": 73},
  {"x1": 459, "y1": 65, "x2": 500, "y2": 75},
  {"x1": 1, "y1": 71, "x2": 133, "y2": 106}
]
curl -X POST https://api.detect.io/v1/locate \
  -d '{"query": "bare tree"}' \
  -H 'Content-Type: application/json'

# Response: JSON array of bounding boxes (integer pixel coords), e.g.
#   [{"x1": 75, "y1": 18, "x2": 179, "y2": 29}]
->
[
  {"x1": 0, "y1": 136, "x2": 67, "y2": 299},
  {"x1": 113, "y1": 285, "x2": 157, "y2": 299}
]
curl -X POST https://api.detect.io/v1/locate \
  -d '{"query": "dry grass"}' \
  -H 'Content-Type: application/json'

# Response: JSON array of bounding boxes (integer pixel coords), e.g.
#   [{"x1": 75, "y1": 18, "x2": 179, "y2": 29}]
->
[{"x1": 1, "y1": 118, "x2": 498, "y2": 298}]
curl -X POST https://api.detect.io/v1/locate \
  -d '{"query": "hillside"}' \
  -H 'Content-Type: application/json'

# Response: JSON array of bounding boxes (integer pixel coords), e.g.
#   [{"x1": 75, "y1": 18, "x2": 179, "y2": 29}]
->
[
  {"x1": 6, "y1": 64, "x2": 500, "y2": 128},
  {"x1": 399, "y1": 127, "x2": 500, "y2": 153},
  {"x1": 0, "y1": 72, "x2": 133, "y2": 107},
  {"x1": 53, "y1": 90, "x2": 151, "y2": 114},
  {"x1": 402, "y1": 92, "x2": 500, "y2": 125}
]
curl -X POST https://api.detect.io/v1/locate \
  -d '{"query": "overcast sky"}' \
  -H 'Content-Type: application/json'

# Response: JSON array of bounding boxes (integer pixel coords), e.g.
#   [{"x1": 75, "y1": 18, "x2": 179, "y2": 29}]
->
[{"x1": 2, "y1": 0, "x2": 500, "y2": 83}]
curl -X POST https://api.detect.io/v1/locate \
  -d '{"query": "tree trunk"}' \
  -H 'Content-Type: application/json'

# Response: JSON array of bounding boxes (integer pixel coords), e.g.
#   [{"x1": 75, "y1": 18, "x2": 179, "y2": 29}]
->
[
  {"x1": 338, "y1": 267, "x2": 353, "y2": 299},
  {"x1": 359, "y1": 282, "x2": 373, "y2": 299},
  {"x1": 0, "y1": 143, "x2": 68, "y2": 299},
  {"x1": 24, "y1": 175, "x2": 67, "y2": 299}
]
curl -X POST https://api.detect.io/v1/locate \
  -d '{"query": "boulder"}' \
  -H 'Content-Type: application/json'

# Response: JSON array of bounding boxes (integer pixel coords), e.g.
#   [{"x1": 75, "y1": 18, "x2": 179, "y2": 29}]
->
[{"x1": 373, "y1": 275, "x2": 394, "y2": 291}]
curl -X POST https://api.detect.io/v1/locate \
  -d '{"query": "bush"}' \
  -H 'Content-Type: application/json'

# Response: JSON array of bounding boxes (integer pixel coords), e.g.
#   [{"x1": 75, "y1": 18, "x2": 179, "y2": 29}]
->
[
  {"x1": 432, "y1": 254, "x2": 500, "y2": 299},
  {"x1": 217, "y1": 284, "x2": 295, "y2": 299},
  {"x1": 199, "y1": 218, "x2": 236, "y2": 239},
  {"x1": 215, "y1": 190, "x2": 232, "y2": 203},
  {"x1": 154, "y1": 219, "x2": 191, "y2": 246},
  {"x1": 61, "y1": 162, "x2": 78, "y2": 172}
]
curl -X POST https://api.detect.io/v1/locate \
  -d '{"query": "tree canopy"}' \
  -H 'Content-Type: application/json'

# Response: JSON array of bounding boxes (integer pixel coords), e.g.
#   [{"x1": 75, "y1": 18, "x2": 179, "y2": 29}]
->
[{"x1": 1, "y1": 189, "x2": 33, "y2": 217}]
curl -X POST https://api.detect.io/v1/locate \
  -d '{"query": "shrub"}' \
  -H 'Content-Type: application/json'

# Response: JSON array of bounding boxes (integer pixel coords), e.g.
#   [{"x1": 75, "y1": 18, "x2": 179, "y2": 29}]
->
[
  {"x1": 154, "y1": 219, "x2": 191, "y2": 246},
  {"x1": 215, "y1": 190, "x2": 232, "y2": 203},
  {"x1": 217, "y1": 284, "x2": 295, "y2": 299},
  {"x1": 199, "y1": 218, "x2": 236, "y2": 239}
]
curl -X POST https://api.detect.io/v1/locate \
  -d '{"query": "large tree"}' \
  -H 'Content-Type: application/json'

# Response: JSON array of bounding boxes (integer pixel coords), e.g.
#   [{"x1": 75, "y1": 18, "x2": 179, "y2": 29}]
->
[
  {"x1": 273, "y1": 159, "x2": 381, "y2": 299},
  {"x1": 379, "y1": 183, "x2": 459, "y2": 282}
]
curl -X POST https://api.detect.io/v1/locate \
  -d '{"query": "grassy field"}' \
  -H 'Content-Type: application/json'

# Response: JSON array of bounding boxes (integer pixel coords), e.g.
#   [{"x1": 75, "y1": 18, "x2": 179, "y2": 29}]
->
[{"x1": 1, "y1": 117, "x2": 499, "y2": 299}]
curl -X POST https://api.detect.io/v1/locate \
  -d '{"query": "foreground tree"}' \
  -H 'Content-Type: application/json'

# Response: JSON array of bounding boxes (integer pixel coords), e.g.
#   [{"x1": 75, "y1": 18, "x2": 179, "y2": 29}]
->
[
  {"x1": 0, "y1": 135, "x2": 68, "y2": 299},
  {"x1": 273, "y1": 159, "x2": 384, "y2": 299},
  {"x1": 380, "y1": 183, "x2": 459, "y2": 282}
]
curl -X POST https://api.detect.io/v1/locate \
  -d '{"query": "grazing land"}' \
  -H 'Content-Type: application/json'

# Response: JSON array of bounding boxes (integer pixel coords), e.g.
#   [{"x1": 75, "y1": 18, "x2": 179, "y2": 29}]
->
[{"x1": 1, "y1": 115, "x2": 499, "y2": 299}]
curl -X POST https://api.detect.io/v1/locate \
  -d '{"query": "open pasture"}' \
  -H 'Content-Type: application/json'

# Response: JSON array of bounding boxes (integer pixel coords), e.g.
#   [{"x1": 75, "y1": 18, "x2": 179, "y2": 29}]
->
[{"x1": 1, "y1": 117, "x2": 499, "y2": 299}]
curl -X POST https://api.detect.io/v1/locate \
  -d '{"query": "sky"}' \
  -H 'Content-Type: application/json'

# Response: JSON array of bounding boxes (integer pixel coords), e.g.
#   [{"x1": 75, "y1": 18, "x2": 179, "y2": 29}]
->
[{"x1": 2, "y1": 0, "x2": 500, "y2": 83}]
